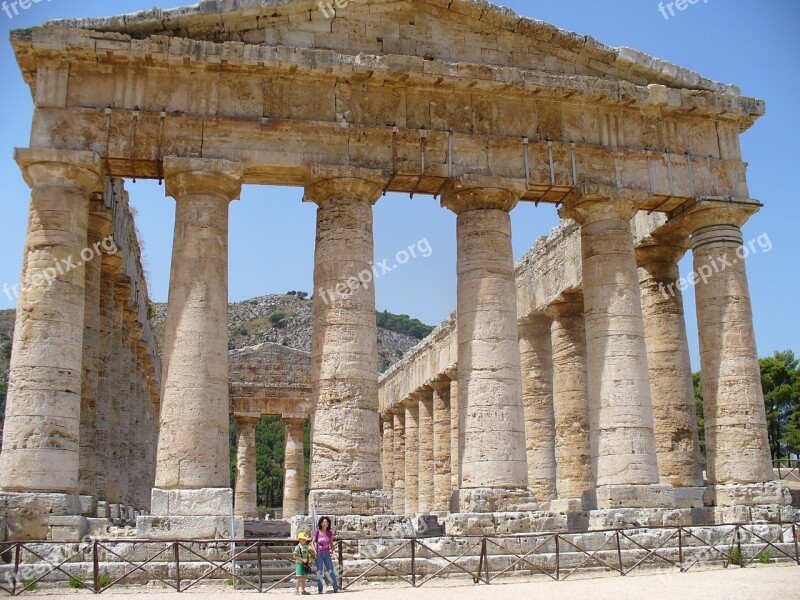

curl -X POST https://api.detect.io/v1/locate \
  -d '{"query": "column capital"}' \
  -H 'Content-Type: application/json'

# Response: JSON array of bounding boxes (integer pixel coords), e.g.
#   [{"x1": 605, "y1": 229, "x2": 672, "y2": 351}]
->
[
  {"x1": 15, "y1": 148, "x2": 104, "y2": 194},
  {"x1": 429, "y1": 377, "x2": 451, "y2": 395},
  {"x1": 234, "y1": 415, "x2": 260, "y2": 427},
  {"x1": 440, "y1": 175, "x2": 525, "y2": 214},
  {"x1": 667, "y1": 197, "x2": 760, "y2": 238},
  {"x1": 518, "y1": 312, "x2": 551, "y2": 333},
  {"x1": 545, "y1": 292, "x2": 584, "y2": 319},
  {"x1": 304, "y1": 165, "x2": 389, "y2": 205},
  {"x1": 559, "y1": 186, "x2": 646, "y2": 224},
  {"x1": 635, "y1": 241, "x2": 688, "y2": 267},
  {"x1": 163, "y1": 157, "x2": 243, "y2": 201}
]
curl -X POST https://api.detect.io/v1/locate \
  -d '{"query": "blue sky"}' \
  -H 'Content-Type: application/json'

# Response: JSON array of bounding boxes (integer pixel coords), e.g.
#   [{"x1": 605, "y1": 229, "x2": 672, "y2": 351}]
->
[{"x1": 0, "y1": 0, "x2": 797, "y2": 369}]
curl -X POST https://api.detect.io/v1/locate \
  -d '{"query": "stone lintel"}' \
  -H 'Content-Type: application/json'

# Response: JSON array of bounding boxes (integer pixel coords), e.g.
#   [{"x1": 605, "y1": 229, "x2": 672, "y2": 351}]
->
[
  {"x1": 281, "y1": 413, "x2": 307, "y2": 423},
  {"x1": 14, "y1": 147, "x2": 104, "y2": 193},
  {"x1": 163, "y1": 156, "x2": 244, "y2": 201},
  {"x1": 439, "y1": 174, "x2": 525, "y2": 214},
  {"x1": 150, "y1": 487, "x2": 234, "y2": 517},
  {"x1": 595, "y1": 484, "x2": 676, "y2": 510}
]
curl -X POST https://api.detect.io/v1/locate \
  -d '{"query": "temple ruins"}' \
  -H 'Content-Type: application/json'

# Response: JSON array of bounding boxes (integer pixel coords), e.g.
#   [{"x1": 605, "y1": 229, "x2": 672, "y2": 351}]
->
[{"x1": 0, "y1": 0, "x2": 795, "y2": 547}]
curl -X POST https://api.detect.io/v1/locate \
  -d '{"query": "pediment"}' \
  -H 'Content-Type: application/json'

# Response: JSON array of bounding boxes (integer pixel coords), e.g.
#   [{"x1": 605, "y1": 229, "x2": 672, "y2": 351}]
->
[{"x1": 43, "y1": 0, "x2": 736, "y2": 95}]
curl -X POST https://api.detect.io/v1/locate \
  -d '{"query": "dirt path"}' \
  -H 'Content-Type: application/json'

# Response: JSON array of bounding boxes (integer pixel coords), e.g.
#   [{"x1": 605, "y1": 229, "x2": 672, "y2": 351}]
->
[{"x1": 33, "y1": 564, "x2": 800, "y2": 600}]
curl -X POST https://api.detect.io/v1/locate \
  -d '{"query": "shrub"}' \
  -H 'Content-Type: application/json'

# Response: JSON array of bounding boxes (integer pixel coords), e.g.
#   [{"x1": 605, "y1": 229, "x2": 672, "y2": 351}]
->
[
  {"x1": 757, "y1": 550, "x2": 772, "y2": 564},
  {"x1": 269, "y1": 312, "x2": 287, "y2": 328},
  {"x1": 68, "y1": 574, "x2": 87, "y2": 589},
  {"x1": 98, "y1": 572, "x2": 113, "y2": 588},
  {"x1": 728, "y1": 547, "x2": 743, "y2": 567},
  {"x1": 20, "y1": 579, "x2": 37, "y2": 592}
]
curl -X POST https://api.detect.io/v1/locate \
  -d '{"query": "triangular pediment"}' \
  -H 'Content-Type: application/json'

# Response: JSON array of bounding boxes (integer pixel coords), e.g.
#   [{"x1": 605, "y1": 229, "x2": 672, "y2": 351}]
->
[{"x1": 44, "y1": 0, "x2": 736, "y2": 95}]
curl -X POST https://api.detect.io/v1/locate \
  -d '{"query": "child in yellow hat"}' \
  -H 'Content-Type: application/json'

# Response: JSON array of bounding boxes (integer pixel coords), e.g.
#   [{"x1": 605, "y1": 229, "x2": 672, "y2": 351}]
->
[{"x1": 294, "y1": 532, "x2": 312, "y2": 595}]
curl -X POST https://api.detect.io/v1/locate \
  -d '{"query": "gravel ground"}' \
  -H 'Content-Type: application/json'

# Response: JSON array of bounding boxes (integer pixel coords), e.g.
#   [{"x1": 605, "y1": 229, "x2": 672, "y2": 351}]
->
[{"x1": 30, "y1": 564, "x2": 800, "y2": 600}]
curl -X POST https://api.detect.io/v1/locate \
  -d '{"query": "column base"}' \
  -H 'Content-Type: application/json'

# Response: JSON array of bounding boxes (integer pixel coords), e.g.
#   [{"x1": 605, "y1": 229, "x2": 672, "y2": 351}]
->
[
  {"x1": 457, "y1": 487, "x2": 541, "y2": 513},
  {"x1": 588, "y1": 507, "x2": 693, "y2": 530},
  {"x1": 308, "y1": 489, "x2": 391, "y2": 516},
  {"x1": 150, "y1": 487, "x2": 234, "y2": 516},
  {"x1": 0, "y1": 492, "x2": 80, "y2": 541},
  {"x1": 674, "y1": 486, "x2": 708, "y2": 509},
  {"x1": 595, "y1": 484, "x2": 675, "y2": 509},
  {"x1": 711, "y1": 482, "x2": 792, "y2": 507}
]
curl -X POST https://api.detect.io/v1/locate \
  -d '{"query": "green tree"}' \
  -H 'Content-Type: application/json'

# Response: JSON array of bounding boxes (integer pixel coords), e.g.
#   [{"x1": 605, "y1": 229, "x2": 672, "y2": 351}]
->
[
  {"x1": 376, "y1": 310, "x2": 434, "y2": 340},
  {"x1": 269, "y1": 312, "x2": 287, "y2": 329},
  {"x1": 693, "y1": 371, "x2": 706, "y2": 466},
  {"x1": 760, "y1": 350, "x2": 800, "y2": 460}
]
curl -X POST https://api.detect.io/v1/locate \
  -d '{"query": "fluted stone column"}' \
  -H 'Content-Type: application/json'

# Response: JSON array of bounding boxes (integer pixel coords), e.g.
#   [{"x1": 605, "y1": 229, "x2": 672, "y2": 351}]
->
[
  {"x1": 561, "y1": 192, "x2": 671, "y2": 510},
  {"x1": 675, "y1": 203, "x2": 785, "y2": 508},
  {"x1": 518, "y1": 314, "x2": 557, "y2": 502},
  {"x1": 546, "y1": 294, "x2": 592, "y2": 507},
  {"x1": 147, "y1": 158, "x2": 243, "y2": 536},
  {"x1": 283, "y1": 416, "x2": 307, "y2": 518},
  {"x1": 77, "y1": 199, "x2": 113, "y2": 512},
  {"x1": 381, "y1": 414, "x2": 395, "y2": 503},
  {"x1": 637, "y1": 242, "x2": 705, "y2": 507},
  {"x1": 234, "y1": 416, "x2": 259, "y2": 519},
  {"x1": 431, "y1": 379, "x2": 452, "y2": 513},
  {"x1": 404, "y1": 399, "x2": 419, "y2": 514},
  {"x1": 417, "y1": 387, "x2": 435, "y2": 513},
  {"x1": 448, "y1": 374, "x2": 459, "y2": 498},
  {"x1": 0, "y1": 149, "x2": 103, "y2": 538},
  {"x1": 441, "y1": 175, "x2": 535, "y2": 513},
  {"x1": 392, "y1": 411, "x2": 406, "y2": 514},
  {"x1": 306, "y1": 166, "x2": 389, "y2": 516}
]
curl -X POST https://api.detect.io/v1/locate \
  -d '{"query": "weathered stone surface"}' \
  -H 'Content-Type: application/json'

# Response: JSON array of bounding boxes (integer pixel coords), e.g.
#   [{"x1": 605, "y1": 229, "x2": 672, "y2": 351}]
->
[
  {"x1": 151, "y1": 488, "x2": 234, "y2": 517},
  {"x1": 282, "y1": 416, "x2": 307, "y2": 518},
  {"x1": 233, "y1": 417, "x2": 258, "y2": 518},
  {"x1": 713, "y1": 482, "x2": 792, "y2": 508},
  {"x1": 136, "y1": 515, "x2": 243, "y2": 540},
  {"x1": 0, "y1": 493, "x2": 80, "y2": 541}
]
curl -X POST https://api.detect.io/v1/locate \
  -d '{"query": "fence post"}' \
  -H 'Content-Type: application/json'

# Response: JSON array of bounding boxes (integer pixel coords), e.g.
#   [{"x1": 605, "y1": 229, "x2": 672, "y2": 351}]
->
[
  {"x1": 793, "y1": 522, "x2": 799, "y2": 566},
  {"x1": 257, "y1": 542, "x2": 264, "y2": 592},
  {"x1": 678, "y1": 528, "x2": 684, "y2": 572},
  {"x1": 93, "y1": 540, "x2": 100, "y2": 593},
  {"x1": 12, "y1": 543, "x2": 20, "y2": 596},
  {"x1": 173, "y1": 542, "x2": 181, "y2": 592},
  {"x1": 411, "y1": 540, "x2": 416, "y2": 588},
  {"x1": 555, "y1": 535, "x2": 560, "y2": 581},
  {"x1": 736, "y1": 526, "x2": 744, "y2": 569},
  {"x1": 338, "y1": 539, "x2": 345, "y2": 589},
  {"x1": 482, "y1": 537, "x2": 490, "y2": 584},
  {"x1": 616, "y1": 530, "x2": 624, "y2": 576}
]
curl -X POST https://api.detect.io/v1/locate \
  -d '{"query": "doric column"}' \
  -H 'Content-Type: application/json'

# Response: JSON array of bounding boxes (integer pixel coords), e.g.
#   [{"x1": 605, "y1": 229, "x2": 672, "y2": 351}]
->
[
  {"x1": 234, "y1": 416, "x2": 258, "y2": 519},
  {"x1": 692, "y1": 222, "x2": 773, "y2": 486},
  {"x1": 381, "y1": 414, "x2": 395, "y2": 503},
  {"x1": 283, "y1": 416, "x2": 307, "y2": 518},
  {"x1": 637, "y1": 241, "x2": 705, "y2": 503},
  {"x1": 404, "y1": 398, "x2": 420, "y2": 514},
  {"x1": 431, "y1": 378, "x2": 452, "y2": 513},
  {"x1": 518, "y1": 314, "x2": 557, "y2": 502},
  {"x1": 392, "y1": 411, "x2": 406, "y2": 514},
  {"x1": 0, "y1": 150, "x2": 103, "y2": 510},
  {"x1": 417, "y1": 387, "x2": 435, "y2": 513},
  {"x1": 305, "y1": 166, "x2": 389, "y2": 515},
  {"x1": 546, "y1": 294, "x2": 592, "y2": 505},
  {"x1": 150, "y1": 158, "x2": 242, "y2": 527},
  {"x1": 441, "y1": 175, "x2": 534, "y2": 512},
  {"x1": 448, "y1": 373, "x2": 460, "y2": 496},
  {"x1": 124, "y1": 304, "x2": 140, "y2": 509},
  {"x1": 561, "y1": 192, "x2": 671, "y2": 510}
]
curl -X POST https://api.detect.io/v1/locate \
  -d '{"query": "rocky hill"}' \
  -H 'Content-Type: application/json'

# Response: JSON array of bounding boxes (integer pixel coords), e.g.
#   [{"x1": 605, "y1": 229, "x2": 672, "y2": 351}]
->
[{"x1": 152, "y1": 292, "x2": 430, "y2": 373}]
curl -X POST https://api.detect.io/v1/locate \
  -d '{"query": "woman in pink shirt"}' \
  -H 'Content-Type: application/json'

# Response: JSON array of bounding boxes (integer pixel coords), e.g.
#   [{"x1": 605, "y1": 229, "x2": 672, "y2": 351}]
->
[{"x1": 311, "y1": 516, "x2": 339, "y2": 594}]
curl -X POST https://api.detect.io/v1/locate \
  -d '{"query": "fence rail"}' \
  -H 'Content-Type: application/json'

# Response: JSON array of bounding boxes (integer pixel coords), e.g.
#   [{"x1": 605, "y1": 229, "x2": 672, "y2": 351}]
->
[
  {"x1": 774, "y1": 459, "x2": 800, "y2": 481},
  {"x1": 0, "y1": 522, "x2": 797, "y2": 595}
]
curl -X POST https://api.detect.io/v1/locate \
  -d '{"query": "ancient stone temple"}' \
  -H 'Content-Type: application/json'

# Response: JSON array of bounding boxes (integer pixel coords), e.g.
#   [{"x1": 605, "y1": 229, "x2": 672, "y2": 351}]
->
[{"x1": 0, "y1": 0, "x2": 794, "y2": 541}]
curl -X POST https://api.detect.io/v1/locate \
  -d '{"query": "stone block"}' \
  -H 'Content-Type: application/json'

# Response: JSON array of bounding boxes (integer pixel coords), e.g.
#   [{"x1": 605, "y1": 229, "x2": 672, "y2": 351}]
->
[
  {"x1": 458, "y1": 487, "x2": 541, "y2": 513},
  {"x1": 713, "y1": 482, "x2": 792, "y2": 507},
  {"x1": 97, "y1": 501, "x2": 109, "y2": 519},
  {"x1": 79, "y1": 495, "x2": 97, "y2": 517},
  {"x1": 308, "y1": 489, "x2": 390, "y2": 516},
  {"x1": 442, "y1": 513, "x2": 496, "y2": 536},
  {"x1": 48, "y1": 516, "x2": 88, "y2": 541},
  {"x1": 135, "y1": 515, "x2": 244, "y2": 540},
  {"x1": 588, "y1": 508, "x2": 692, "y2": 530},
  {"x1": 551, "y1": 498, "x2": 584, "y2": 513},
  {"x1": 150, "y1": 488, "x2": 234, "y2": 517},
  {"x1": 86, "y1": 518, "x2": 111, "y2": 538},
  {"x1": 0, "y1": 492, "x2": 80, "y2": 541},
  {"x1": 673, "y1": 486, "x2": 707, "y2": 509},
  {"x1": 595, "y1": 484, "x2": 675, "y2": 509}
]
